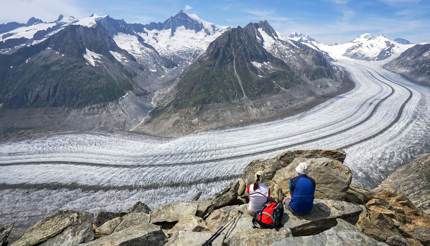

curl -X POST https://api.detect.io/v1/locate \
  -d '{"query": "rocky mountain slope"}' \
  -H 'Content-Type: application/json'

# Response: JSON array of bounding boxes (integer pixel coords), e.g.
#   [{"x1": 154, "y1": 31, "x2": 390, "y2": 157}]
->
[
  {"x1": 378, "y1": 153, "x2": 430, "y2": 214},
  {"x1": 0, "y1": 11, "x2": 225, "y2": 134},
  {"x1": 2, "y1": 149, "x2": 429, "y2": 245},
  {"x1": 137, "y1": 21, "x2": 353, "y2": 136},
  {"x1": 385, "y1": 44, "x2": 430, "y2": 86},
  {"x1": 0, "y1": 15, "x2": 80, "y2": 54}
]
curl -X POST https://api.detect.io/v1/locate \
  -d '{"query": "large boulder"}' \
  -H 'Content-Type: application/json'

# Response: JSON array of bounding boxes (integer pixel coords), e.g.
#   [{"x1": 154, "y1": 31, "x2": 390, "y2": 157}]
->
[
  {"x1": 243, "y1": 149, "x2": 346, "y2": 181},
  {"x1": 94, "y1": 217, "x2": 123, "y2": 237},
  {"x1": 345, "y1": 185, "x2": 371, "y2": 204},
  {"x1": 81, "y1": 223, "x2": 166, "y2": 246},
  {"x1": 196, "y1": 181, "x2": 244, "y2": 219},
  {"x1": 114, "y1": 212, "x2": 150, "y2": 232},
  {"x1": 94, "y1": 212, "x2": 151, "y2": 238},
  {"x1": 12, "y1": 210, "x2": 94, "y2": 246},
  {"x1": 273, "y1": 219, "x2": 387, "y2": 246},
  {"x1": 151, "y1": 202, "x2": 198, "y2": 229},
  {"x1": 378, "y1": 153, "x2": 430, "y2": 214},
  {"x1": 166, "y1": 231, "x2": 213, "y2": 246},
  {"x1": 166, "y1": 215, "x2": 209, "y2": 239},
  {"x1": 284, "y1": 199, "x2": 363, "y2": 236},
  {"x1": 357, "y1": 189, "x2": 430, "y2": 245},
  {"x1": 272, "y1": 157, "x2": 352, "y2": 201}
]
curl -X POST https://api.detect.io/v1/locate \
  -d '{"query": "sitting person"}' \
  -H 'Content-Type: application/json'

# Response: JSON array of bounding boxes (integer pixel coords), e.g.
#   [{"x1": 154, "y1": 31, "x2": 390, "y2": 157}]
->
[
  {"x1": 285, "y1": 162, "x2": 316, "y2": 215},
  {"x1": 245, "y1": 171, "x2": 270, "y2": 215}
]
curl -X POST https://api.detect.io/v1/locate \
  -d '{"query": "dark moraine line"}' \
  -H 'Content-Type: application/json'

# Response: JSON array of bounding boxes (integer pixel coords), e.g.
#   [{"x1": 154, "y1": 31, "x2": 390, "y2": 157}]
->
[
  {"x1": 340, "y1": 70, "x2": 414, "y2": 149},
  {"x1": 0, "y1": 174, "x2": 241, "y2": 192},
  {"x1": 0, "y1": 75, "x2": 395, "y2": 169}
]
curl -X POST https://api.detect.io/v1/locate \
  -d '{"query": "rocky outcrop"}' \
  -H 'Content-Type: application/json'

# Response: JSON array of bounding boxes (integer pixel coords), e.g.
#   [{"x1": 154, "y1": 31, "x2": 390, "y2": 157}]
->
[
  {"x1": 357, "y1": 189, "x2": 430, "y2": 246},
  {"x1": 243, "y1": 149, "x2": 350, "y2": 201},
  {"x1": 274, "y1": 219, "x2": 387, "y2": 246},
  {"x1": 82, "y1": 223, "x2": 166, "y2": 246},
  {"x1": 8, "y1": 149, "x2": 430, "y2": 246},
  {"x1": 11, "y1": 210, "x2": 94, "y2": 246},
  {"x1": 378, "y1": 153, "x2": 430, "y2": 214},
  {"x1": 272, "y1": 157, "x2": 352, "y2": 200}
]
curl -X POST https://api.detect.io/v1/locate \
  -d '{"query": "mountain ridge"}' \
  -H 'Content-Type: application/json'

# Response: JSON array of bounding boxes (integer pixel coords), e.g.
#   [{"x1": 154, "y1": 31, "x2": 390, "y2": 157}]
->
[{"x1": 136, "y1": 21, "x2": 353, "y2": 136}]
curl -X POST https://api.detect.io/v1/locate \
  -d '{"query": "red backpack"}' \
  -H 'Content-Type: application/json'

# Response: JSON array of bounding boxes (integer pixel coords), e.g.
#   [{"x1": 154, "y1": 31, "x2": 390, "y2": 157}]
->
[{"x1": 252, "y1": 201, "x2": 284, "y2": 229}]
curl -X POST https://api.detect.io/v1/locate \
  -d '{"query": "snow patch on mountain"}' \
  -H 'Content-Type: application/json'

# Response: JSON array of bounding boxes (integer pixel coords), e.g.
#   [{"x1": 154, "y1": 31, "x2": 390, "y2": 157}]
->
[
  {"x1": 113, "y1": 33, "x2": 153, "y2": 60},
  {"x1": 83, "y1": 48, "x2": 103, "y2": 66},
  {"x1": 258, "y1": 28, "x2": 276, "y2": 51},
  {"x1": 110, "y1": 51, "x2": 128, "y2": 63},
  {"x1": 288, "y1": 32, "x2": 320, "y2": 50},
  {"x1": 139, "y1": 26, "x2": 223, "y2": 59},
  {"x1": 73, "y1": 14, "x2": 106, "y2": 28},
  {"x1": 0, "y1": 22, "x2": 57, "y2": 42}
]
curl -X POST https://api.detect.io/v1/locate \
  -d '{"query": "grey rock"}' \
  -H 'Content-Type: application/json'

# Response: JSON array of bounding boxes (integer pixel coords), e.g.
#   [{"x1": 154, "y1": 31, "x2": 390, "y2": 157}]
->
[
  {"x1": 166, "y1": 231, "x2": 213, "y2": 246},
  {"x1": 94, "y1": 211, "x2": 124, "y2": 227},
  {"x1": 167, "y1": 215, "x2": 208, "y2": 236},
  {"x1": 151, "y1": 202, "x2": 198, "y2": 227},
  {"x1": 243, "y1": 149, "x2": 346, "y2": 182},
  {"x1": 284, "y1": 199, "x2": 363, "y2": 236},
  {"x1": 273, "y1": 219, "x2": 387, "y2": 246},
  {"x1": 12, "y1": 210, "x2": 94, "y2": 246},
  {"x1": 94, "y1": 217, "x2": 123, "y2": 237},
  {"x1": 127, "y1": 201, "x2": 151, "y2": 214},
  {"x1": 81, "y1": 223, "x2": 166, "y2": 246},
  {"x1": 197, "y1": 180, "x2": 243, "y2": 219},
  {"x1": 273, "y1": 157, "x2": 352, "y2": 201},
  {"x1": 114, "y1": 213, "x2": 150, "y2": 232},
  {"x1": 39, "y1": 213, "x2": 94, "y2": 246}
]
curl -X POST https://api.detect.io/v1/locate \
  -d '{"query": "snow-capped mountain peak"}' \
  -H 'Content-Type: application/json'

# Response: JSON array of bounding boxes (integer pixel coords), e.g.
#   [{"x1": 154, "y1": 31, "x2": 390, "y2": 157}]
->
[
  {"x1": 315, "y1": 32, "x2": 414, "y2": 61},
  {"x1": 137, "y1": 11, "x2": 226, "y2": 64},
  {"x1": 288, "y1": 32, "x2": 316, "y2": 43},
  {"x1": 145, "y1": 10, "x2": 221, "y2": 35},
  {"x1": 72, "y1": 14, "x2": 107, "y2": 28}
]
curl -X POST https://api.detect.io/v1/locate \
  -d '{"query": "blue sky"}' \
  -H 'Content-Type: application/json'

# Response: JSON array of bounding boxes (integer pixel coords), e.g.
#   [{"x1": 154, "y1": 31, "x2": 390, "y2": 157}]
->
[{"x1": 1, "y1": 0, "x2": 429, "y2": 43}]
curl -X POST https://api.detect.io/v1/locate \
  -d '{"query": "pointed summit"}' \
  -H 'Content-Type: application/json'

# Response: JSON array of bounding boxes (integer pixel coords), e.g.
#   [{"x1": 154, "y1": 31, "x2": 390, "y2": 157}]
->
[
  {"x1": 56, "y1": 15, "x2": 64, "y2": 22},
  {"x1": 143, "y1": 10, "x2": 218, "y2": 35},
  {"x1": 26, "y1": 17, "x2": 43, "y2": 26},
  {"x1": 246, "y1": 20, "x2": 278, "y2": 39}
]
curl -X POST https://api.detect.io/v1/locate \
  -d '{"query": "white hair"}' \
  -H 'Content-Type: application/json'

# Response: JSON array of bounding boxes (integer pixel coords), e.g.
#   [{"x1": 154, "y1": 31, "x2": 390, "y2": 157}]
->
[{"x1": 295, "y1": 162, "x2": 309, "y2": 175}]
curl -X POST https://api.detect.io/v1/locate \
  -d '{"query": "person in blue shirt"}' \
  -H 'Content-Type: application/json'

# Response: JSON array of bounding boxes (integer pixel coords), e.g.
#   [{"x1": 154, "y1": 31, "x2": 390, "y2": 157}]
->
[{"x1": 285, "y1": 162, "x2": 316, "y2": 215}]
